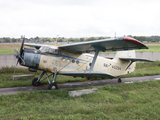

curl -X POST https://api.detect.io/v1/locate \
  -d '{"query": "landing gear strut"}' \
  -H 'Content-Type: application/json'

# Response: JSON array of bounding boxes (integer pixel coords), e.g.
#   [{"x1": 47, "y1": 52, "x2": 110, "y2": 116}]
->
[{"x1": 32, "y1": 71, "x2": 58, "y2": 90}]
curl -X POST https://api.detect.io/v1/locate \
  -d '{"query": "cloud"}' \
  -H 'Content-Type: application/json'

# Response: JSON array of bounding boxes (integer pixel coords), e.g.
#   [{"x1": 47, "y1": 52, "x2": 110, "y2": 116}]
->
[{"x1": 0, "y1": 0, "x2": 160, "y2": 38}]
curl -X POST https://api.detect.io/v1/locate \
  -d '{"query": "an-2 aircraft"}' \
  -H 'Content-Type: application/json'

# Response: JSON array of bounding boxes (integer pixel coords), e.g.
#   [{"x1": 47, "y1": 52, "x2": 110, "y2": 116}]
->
[{"x1": 14, "y1": 36, "x2": 153, "y2": 90}]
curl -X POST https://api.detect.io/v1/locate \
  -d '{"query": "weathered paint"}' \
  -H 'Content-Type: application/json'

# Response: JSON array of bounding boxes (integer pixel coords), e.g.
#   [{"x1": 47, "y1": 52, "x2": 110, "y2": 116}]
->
[
  {"x1": 24, "y1": 53, "x2": 40, "y2": 68},
  {"x1": 37, "y1": 49, "x2": 135, "y2": 77}
]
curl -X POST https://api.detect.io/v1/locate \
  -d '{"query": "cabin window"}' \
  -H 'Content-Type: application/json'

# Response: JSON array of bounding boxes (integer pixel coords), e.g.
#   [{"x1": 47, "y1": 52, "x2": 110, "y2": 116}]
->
[
  {"x1": 49, "y1": 49, "x2": 55, "y2": 53},
  {"x1": 44, "y1": 48, "x2": 50, "y2": 52},
  {"x1": 40, "y1": 46, "x2": 61, "y2": 55}
]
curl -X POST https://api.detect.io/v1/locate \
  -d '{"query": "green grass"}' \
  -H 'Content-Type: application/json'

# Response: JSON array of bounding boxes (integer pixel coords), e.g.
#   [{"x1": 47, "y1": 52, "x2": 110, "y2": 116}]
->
[
  {"x1": 0, "y1": 44, "x2": 21, "y2": 54},
  {"x1": 1, "y1": 80, "x2": 160, "y2": 119},
  {"x1": 0, "y1": 59, "x2": 160, "y2": 119},
  {"x1": 122, "y1": 61, "x2": 160, "y2": 78},
  {"x1": 1, "y1": 61, "x2": 160, "y2": 88},
  {"x1": 102, "y1": 43, "x2": 160, "y2": 53},
  {"x1": 136, "y1": 46, "x2": 160, "y2": 52},
  {"x1": 0, "y1": 67, "x2": 86, "y2": 88},
  {"x1": 100, "y1": 46, "x2": 160, "y2": 53}
]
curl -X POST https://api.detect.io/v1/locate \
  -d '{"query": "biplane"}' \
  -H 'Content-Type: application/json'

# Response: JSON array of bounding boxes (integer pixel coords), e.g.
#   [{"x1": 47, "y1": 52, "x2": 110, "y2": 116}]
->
[{"x1": 14, "y1": 36, "x2": 153, "y2": 90}]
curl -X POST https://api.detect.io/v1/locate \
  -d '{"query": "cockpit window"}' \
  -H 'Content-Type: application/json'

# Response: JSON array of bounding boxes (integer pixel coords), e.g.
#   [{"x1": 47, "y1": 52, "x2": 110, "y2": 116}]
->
[
  {"x1": 49, "y1": 49, "x2": 55, "y2": 53},
  {"x1": 44, "y1": 48, "x2": 50, "y2": 52},
  {"x1": 39, "y1": 46, "x2": 61, "y2": 55}
]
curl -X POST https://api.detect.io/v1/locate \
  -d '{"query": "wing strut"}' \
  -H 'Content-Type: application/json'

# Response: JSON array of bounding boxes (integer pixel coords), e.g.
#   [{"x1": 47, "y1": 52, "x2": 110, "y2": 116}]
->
[
  {"x1": 125, "y1": 61, "x2": 134, "y2": 70},
  {"x1": 86, "y1": 46, "x2": 105, "y2": 72}
]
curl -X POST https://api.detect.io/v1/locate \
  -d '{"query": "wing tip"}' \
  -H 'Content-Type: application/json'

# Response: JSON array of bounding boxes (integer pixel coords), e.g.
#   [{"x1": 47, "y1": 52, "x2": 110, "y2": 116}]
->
[{"x1": 124, "y1": 37, "x2": 147, "y2": 48}]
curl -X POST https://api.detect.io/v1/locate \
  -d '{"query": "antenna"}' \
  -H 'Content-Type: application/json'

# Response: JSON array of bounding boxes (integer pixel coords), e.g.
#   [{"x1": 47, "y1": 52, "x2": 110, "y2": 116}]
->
[{"x1": 115, "y1": 32, "x2": 116, "y2": 38}]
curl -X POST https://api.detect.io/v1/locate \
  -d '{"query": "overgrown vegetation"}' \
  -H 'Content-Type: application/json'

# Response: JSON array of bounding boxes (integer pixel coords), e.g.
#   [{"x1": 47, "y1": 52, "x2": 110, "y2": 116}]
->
[
  {"x1": 0, "y1": 67, "x2": 85, "y2": 88},
  {"x1": 122, "y1": 61, "x2": 160, "y2": 78},
  {"x1": 0, "y1": 61, "x2": 160, "y2": 88},
  {"x1": 0, "y1": 80, "x2": 160, "y2": 119},
  {"x1": 0, "y1": 60, "x2": 160, "y2": 119}
]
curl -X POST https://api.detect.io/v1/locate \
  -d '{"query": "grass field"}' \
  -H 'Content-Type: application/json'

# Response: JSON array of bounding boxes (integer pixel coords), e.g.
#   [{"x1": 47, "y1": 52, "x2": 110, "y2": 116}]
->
[
  {"x1": 1, "y1": 43, "x2": 160, "y2": 119},
  {"x1": 136, "y1": 46, "x2": 160, "y2": 52},
  {"x1": 0, "y1": 43, "x2": 160, "y2": 54},
  {"x1": 0, "y1": 61, "x2": 160, "y2": 88},
  {"x1": 0, "y1": 80, "x2": 160, "y2": 119},
  {"x1": 0, "y1": 68, "x2": 85, "y2": 88},
  {"x1": 0, "y1": 60, "x2": 160, "y2": 119},
  {"x1": 0, "y1": 44, "x2": 21, "y2": 54}
]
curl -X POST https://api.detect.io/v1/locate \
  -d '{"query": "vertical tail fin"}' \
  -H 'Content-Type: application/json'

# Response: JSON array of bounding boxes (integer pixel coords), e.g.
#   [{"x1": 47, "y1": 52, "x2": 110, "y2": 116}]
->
[
  {"x1": 113, "y1": 50, "x2": 136, "y2": 75},
  {"x1": 113, "y1": 50, "x2": 136, "y2": 61}
]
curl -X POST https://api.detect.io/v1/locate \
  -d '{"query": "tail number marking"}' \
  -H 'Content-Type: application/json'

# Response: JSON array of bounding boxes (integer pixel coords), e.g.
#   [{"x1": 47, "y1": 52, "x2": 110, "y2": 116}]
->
[{"x1": 112, "y1": 65, "x2": 121, "y2": 70}]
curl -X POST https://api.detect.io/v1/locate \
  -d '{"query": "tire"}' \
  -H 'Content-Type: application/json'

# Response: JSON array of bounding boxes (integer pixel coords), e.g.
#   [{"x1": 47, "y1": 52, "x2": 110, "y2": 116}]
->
[
  {"x1": 48, "y1": 83, "x2": 58, "y2": 90},
  {"x1": 32, "y1": 78, "x2": 40, "y2": 86},
  {"x1": 118, "y1": 78, "x2": 122, "y2": 83}
]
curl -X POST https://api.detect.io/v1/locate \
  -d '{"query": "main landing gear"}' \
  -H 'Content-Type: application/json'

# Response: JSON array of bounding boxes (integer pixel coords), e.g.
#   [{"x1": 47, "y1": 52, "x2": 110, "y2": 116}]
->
[{"x1": 32, "y1": 71, "x2": 58, "y2": 90}]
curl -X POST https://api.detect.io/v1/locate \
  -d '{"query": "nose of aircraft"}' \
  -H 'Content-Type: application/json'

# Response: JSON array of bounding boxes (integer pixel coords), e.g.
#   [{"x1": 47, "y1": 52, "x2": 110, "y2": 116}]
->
[
  {"x1": 13, "y1": 36, "x2": 26, "y2": 65},
  {"x1": 14, "y1": 36, "x2": 40, "y2": 69},
  {"x1": 23, "y1": 52, "x2": 40, "y2": 68}
]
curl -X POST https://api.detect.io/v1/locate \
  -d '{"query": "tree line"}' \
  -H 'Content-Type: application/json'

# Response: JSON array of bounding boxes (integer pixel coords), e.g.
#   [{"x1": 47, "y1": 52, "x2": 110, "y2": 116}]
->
[{"x1": 0, "y1": 35, "x2": 160, "y2": 43}]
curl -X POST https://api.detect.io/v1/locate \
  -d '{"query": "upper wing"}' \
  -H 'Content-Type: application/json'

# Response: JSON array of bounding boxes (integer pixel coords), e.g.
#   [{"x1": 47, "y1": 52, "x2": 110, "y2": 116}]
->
[
  {"x1": 59, "y1": 37, "x2": 148, "y2": 53},
  {"x1": 24, "y1": 43, "x2": 45, "y2": 49}
]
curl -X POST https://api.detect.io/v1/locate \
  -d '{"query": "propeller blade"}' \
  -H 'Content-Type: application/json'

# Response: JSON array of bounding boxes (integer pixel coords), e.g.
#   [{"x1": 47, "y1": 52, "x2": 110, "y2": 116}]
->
[
  {"x1": 13, "y1": 36, "x2": 25, "y2": 75},
  {"x1": 19, "y1": 57, "x2": 25, "y2": 65},
  {"x1": 13, "y1": 49, "x2": 25, "y2": 65},
  {"x1": 14, "y1": 49, "x2": 19, "y2": 58},
  {"x1": 20, "y1": 36, "x2": 25, "y2": 56},
  {"x1": 14, "y1": 49, "x2": 19, "y2": 55}
]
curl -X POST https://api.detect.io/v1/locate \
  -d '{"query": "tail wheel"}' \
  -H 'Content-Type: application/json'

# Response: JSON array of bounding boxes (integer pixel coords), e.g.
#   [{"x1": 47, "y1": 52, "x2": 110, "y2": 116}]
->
[
  {"x1": 48, "y1": 83, "x2": 58, "y2": 90},
  {"x1": 118, "y1": 78, "x2": 122, "y2": 83},
  {"x1": 32, "y1": 78, "x2": 40, "y2": 86}
]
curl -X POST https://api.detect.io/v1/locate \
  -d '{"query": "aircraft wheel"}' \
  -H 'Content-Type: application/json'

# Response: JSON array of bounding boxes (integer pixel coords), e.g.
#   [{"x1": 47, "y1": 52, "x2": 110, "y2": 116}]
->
[
  {"x1": 48, "y1": 83, "x2": 58, "y2": 90},
  {"x1": 32, "y1": 78, "x2": 40, "y2": 86},
  {"x1": 118, "y1": 78, "x2": 122, "y2": 83}
]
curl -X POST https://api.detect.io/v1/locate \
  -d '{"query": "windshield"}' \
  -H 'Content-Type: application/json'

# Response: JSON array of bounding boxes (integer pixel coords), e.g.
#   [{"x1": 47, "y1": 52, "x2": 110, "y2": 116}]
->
[
  {"x1": 39, "y1": 46, "x2": 61, "y2": 55},
  {"x1": 40, "y1": 47, "x2": 49, "y2": 52}
]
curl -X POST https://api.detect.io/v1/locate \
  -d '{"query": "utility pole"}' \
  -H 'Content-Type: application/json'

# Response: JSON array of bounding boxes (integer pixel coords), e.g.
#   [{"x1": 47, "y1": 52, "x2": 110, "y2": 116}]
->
[{"x1": 56, "y1": 35, "x2": 59, "y2": 45}]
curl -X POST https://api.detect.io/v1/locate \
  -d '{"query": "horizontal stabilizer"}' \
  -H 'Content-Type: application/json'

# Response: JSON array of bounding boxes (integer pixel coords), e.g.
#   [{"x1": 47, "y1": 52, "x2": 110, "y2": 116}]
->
[
  {"x1": 120, "y1": 57, "x2": 154, "y2": 70},
  {"x1": 120, "y1": 58, "x2": 154, "y2": 62},
  {"x1": 58, "y1": 71, "x2": 115, "y2": 79}
]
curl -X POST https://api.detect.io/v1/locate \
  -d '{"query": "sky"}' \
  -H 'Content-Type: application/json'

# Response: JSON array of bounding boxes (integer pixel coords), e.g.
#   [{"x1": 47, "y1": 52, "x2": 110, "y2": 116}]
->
[{"x1": 0, "y1": 0, "x2": 160, "y2": 38}]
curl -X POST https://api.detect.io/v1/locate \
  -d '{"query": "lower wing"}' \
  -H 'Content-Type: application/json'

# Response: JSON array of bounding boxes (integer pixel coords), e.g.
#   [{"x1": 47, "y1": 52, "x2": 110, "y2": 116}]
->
[{"x1": 58, "y1": 71, "x2": 115, "y2": 79}]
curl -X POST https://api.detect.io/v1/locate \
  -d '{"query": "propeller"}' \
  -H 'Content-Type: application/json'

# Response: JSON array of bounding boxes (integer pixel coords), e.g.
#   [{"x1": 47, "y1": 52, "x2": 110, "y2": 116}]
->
[
  {"x1": 14, "y1": 49, "x2": 25, "y2": 65},
  {"x1": 20, "y1": 35, "x2": 25, "y2": 56},
  {"x1": 13, "y1": 36, "x2": 25, "y2": 75}
]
